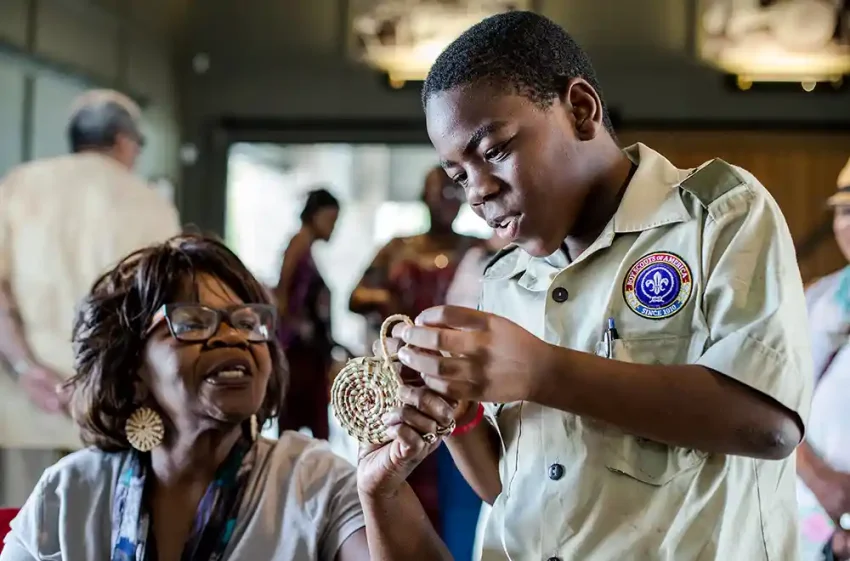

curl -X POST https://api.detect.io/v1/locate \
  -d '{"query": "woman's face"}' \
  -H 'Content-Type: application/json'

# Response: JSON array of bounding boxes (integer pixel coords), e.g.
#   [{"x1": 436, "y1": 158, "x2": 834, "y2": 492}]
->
[
  {"x1": 835, "y1": 205, "x2": 850, "y2": 262},
  {"x1": 140, "y1": 273, "x2": 273, "y2": 431},
  {"x1": 311, "y1": 206, "x2": 339, "y2": 242}
]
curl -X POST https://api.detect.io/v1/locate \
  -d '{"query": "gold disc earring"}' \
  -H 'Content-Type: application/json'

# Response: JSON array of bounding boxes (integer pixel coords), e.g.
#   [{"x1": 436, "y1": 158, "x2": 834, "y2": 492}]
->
[{"x1": 125, "y1": 407, "x2": 165, "y2": 452}]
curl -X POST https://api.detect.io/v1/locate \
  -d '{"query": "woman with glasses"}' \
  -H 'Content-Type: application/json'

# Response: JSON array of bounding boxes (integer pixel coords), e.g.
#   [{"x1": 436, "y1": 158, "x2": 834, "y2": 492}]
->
[{"x1": 0, "y1": 234, "x2": 452, "y2": 561}]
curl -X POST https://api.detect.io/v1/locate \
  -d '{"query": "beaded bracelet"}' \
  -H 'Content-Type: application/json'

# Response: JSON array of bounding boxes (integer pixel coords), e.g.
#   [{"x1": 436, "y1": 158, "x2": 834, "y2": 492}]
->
[{"x1": 451, "y1": 403, "x2": 485, "y2": 437}]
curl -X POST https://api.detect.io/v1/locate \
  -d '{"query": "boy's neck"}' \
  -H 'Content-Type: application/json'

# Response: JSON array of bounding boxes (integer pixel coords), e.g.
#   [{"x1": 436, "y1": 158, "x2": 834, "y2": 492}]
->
[{"x1": 565, "y1": 148, "x2": 635, "y2": 258}]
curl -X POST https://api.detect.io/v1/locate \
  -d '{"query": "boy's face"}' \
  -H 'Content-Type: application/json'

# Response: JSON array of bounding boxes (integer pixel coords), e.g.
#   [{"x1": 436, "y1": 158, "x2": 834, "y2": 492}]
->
[{"x1": 425, "y1": 82, "x2": 601, "y2": 257}]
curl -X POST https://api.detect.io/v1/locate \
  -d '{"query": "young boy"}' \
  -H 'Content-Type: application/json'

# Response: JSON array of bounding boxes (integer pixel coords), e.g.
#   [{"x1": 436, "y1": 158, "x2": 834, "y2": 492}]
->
[{"x1": 382, "y1": 10, "x2": 812, "y2": 561}]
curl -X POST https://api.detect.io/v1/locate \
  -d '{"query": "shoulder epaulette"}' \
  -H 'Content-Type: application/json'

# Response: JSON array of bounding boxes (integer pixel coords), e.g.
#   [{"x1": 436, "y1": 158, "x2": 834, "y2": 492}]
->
[{"x1": 679, "y1": 158, "x2": 746, "y2": 208}]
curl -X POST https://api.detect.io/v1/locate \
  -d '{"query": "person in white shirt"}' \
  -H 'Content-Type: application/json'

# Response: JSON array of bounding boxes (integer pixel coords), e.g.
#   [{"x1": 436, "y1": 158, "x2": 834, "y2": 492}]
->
[{"x1": 0, "y1": 89, "x2": 181, "y2": 507}]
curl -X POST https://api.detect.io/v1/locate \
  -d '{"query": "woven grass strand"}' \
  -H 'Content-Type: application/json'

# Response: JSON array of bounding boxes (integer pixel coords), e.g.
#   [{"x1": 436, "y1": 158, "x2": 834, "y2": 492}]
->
[{"x1": 331, "y1": 314, "x2": 413, "y2": 444}]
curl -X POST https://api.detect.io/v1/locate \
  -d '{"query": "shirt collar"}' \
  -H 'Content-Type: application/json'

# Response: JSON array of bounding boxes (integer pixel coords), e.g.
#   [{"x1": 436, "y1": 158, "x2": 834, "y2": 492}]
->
[
  {"x1": 489, "y1": 143, "x2": 693, "y2": 282},
  {"x1": 612, "y1": 143, "x2": 692, "y2": 234}
]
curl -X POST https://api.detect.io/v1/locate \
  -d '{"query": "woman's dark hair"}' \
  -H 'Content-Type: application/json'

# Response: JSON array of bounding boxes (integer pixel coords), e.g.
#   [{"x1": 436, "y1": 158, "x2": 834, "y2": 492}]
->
[
  {"x1": 69, "y1": 233, "x2": 287, "y2": 451},
  {"x1": 299, "y1": 188, "x2": 339, "y2": 223}
]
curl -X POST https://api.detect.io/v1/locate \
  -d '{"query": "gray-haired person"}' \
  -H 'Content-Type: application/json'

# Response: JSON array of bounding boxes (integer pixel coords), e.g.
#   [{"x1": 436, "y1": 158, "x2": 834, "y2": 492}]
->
[{"x1": 0, "y1": 89, "x2": 181, "y2": 507}]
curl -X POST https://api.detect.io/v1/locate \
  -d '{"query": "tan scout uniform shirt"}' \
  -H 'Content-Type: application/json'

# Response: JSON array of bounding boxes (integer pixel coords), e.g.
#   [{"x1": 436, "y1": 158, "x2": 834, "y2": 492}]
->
[
  {"x1": 0, "y1": 153, "x2": 181, "y2": 451},
  {"x1": 477, "y1": 143, "x2": 812, "y2": 561}
]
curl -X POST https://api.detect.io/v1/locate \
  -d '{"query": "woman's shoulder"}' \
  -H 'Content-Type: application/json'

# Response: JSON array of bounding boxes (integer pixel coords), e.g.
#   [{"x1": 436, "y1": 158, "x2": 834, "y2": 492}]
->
[
  {"x1": 5, "y1": 448, "x2": 128, "y2": 559},
  {"x1": 39, "y1": 447, "x2": 128, "y2": 493},
  {"x1": 232, "y1": 434, "x2": 365, "y2": 559},
  {"x1": 246, "y1": 433, "x2": 361, "y2": 526}
]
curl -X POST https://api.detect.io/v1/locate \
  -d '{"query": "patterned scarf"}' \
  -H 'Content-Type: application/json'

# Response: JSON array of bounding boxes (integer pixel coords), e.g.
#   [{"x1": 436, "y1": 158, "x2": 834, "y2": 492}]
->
[{"x1": 110, "y1": 435, "x2": 253, "y2": 561}]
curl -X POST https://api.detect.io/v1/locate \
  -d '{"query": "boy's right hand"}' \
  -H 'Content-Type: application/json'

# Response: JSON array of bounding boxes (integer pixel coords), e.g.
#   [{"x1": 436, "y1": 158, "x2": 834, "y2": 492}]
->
[{"x1": 373, "y1": 326, "x2": 472, "y2": 421}]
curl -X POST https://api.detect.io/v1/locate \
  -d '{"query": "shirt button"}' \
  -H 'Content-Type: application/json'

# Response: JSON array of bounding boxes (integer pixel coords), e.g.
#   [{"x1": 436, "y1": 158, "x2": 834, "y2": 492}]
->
[
  {"x1": 551, "y1": 287, "x2": 569, "y2": 303},
  {"x1": 548, "y1": 463, "x2": 565, "y2": 481}
]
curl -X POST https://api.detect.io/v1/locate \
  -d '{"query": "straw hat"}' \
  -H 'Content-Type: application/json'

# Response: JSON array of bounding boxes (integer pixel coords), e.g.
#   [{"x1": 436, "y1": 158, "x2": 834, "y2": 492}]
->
[{"x1": 827, "y1": 156, "x2": 850, "y2": 207}]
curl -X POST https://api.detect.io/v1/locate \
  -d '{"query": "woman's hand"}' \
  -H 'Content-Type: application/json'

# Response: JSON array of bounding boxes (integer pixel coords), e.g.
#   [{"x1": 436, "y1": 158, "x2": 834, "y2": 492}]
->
[{"x1": 356, "y1": 381, "x2": 457, "y2": 498}]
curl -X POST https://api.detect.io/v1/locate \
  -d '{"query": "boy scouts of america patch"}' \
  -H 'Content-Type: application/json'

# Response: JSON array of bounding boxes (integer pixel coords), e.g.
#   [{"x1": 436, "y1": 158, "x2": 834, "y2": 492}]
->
[{"x1": 623, "y1": 252, "x2": 692, "y2": 319}]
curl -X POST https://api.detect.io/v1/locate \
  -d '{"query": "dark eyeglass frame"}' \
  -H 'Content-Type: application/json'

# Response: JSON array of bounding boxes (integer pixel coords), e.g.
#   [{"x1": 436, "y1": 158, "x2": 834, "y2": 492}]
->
[{"x1": 147, "y1": 303, "x2": 277, "y2": 343}]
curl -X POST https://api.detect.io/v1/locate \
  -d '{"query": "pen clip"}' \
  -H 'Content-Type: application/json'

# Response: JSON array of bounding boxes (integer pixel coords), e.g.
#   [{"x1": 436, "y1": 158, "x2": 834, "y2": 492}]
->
[{"x1": 605, "y1": 317, "x2": 616, "y2": 359}]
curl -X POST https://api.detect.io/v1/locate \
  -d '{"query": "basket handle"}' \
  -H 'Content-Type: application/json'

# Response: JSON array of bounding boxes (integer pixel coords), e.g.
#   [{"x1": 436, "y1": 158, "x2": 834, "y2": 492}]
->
[{"x1": 379, "y1": 314, "x2": 413, "y2": 369}]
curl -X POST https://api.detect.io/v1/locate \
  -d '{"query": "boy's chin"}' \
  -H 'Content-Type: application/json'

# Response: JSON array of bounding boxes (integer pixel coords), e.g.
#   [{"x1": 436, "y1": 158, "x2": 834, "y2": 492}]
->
[{"x1": 518, "y1": 237, "x2": 558, "y2": 258}]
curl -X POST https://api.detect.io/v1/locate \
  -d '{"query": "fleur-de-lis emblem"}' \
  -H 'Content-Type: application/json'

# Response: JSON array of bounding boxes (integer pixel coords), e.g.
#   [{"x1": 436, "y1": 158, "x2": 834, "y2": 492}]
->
[{"x1": 643, "y1": 271, "x2": 669, "y2": 295}]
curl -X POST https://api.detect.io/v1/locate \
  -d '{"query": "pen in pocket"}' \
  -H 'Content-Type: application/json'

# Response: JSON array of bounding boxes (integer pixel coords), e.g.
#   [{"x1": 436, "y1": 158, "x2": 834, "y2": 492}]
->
[{"x1": 605, "y1": 317, "x2": 619, "y2": 359}]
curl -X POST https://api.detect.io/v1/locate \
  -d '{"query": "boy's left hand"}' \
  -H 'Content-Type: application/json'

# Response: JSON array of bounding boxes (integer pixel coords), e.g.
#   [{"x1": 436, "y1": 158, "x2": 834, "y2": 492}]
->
[{"x1": 395, "y1": 305, "x2": 553, "y2": 404}]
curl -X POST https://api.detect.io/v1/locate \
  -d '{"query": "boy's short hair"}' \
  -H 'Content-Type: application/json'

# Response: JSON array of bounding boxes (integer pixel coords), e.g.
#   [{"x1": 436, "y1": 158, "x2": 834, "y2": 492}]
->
[{"x1": 422, "y1": 11, "x2": 613, "y2": 133}]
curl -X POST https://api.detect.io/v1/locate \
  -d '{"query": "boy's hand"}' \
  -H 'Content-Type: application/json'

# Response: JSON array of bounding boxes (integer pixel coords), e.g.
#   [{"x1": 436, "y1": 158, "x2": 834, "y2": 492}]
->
[{"x1": 394, "y1": 305, "x2": 554, "y2": 405}]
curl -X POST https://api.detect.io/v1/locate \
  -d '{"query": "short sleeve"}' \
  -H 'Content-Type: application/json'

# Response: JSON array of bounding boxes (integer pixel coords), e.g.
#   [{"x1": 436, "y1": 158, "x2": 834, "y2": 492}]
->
[
  {"x1": 694, "y1": 180, "x2": 813, "y2": 426},
  {"x1": 313, "y1": 449, "x2": 365, "y2": 561}
]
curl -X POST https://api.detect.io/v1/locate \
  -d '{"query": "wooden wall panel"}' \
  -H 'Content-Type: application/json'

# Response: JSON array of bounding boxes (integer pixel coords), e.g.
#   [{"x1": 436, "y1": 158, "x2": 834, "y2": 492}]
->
[{"x1": 618, "y1": 130, "x2": 850, "y2": 283}]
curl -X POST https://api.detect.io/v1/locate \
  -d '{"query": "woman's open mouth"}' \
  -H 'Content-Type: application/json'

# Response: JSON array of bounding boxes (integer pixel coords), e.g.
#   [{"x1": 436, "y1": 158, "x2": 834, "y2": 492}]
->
[{"x1": 204, "y1": 359, "x2": 253, "y2": 387}]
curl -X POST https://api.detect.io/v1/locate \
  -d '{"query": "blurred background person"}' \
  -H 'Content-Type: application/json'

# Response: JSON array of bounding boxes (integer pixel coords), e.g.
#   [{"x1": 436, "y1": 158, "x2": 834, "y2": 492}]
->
[
  {"x1": 349, "y1": 165, "x2": 483, "y2": 558},
  {"x1": 798, "y1": 156, "x2": 850, "y2": 561},
  {"x1": 350, "y1": 167, "x2": 481, "y2": 338},
  {"x1": 274, "y1": 188, "x2": 346, "y2": 440},
  {"x1": 0, "y1": 89, "x2": 181, "y2": 507},
  {"x1": 444, "y1": 233, "x2": 510, "y2": 310}
]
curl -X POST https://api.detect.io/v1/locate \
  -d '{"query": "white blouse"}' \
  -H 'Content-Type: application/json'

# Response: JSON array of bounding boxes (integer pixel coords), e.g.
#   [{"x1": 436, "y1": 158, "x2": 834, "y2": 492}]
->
[{"x1": 0, "y1": 432, "x2": 365, "y2": 561}]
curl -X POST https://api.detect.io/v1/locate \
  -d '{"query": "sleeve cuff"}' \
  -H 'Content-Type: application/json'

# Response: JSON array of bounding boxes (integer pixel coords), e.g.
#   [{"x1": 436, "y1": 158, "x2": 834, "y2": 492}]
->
[
  {"x1": 322, "y1": 515, "x2": 365, "y2": 560},
  {"x1": 695, "y1": 330, "x2": 810, "y2": 423}
]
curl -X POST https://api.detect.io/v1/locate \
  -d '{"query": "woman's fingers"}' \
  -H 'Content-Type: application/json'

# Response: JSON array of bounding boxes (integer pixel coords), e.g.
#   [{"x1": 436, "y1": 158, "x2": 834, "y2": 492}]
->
[
  {"x1": 386, "y1": 423, "x2": 438, "y2": 463},
  {"x1": 397, "y1": 385, "x2": 456, "y2": 426},
  {"x1": 382, "y1": 405, "x2": 440, "y2": 436}
]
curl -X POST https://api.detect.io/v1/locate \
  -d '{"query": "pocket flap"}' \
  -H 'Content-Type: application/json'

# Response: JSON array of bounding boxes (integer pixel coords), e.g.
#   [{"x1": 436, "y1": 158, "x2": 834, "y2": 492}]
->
[{"x1": 605, "y1": 433, "x2": 706, "y2": 486}]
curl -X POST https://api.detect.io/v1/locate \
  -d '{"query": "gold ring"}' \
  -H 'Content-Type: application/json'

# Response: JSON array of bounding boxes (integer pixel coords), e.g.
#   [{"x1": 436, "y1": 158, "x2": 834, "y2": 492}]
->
[
  {"x1": 436, "y1": 420, "x2": 456, "y2": 436},
  {"x1": 422, "y1": 420, "x2": 457, "y2": 444}
]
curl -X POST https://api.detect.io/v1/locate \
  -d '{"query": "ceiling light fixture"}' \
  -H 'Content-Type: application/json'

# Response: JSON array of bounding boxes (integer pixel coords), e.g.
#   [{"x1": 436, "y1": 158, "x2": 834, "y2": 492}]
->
[
  {"x1": 697, "y1": 0, "x2": 850, "y2": 84},
  {"x1": 349, "y1": 0, "x2": 533, "y2": 85}
]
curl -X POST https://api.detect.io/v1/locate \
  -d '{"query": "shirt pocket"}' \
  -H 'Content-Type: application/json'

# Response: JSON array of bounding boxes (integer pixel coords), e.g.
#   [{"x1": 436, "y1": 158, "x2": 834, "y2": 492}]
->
[{"x1": 602, "y1": 335, "x2": 708, "y2": 487}]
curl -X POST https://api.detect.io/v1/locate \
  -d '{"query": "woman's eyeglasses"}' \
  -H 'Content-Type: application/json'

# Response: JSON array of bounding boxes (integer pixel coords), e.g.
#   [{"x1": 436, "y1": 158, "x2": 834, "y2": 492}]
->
[{"x1": 148, "y1": 303, "x2": 276, "y2": 343}]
